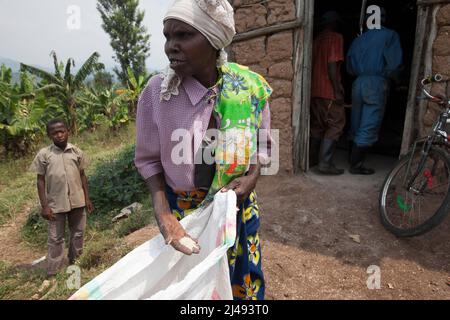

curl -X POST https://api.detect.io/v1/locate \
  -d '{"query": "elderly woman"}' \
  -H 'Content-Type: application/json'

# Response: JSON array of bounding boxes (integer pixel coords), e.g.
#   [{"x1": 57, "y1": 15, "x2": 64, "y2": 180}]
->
[{"x1": 135, "y1": 0, "x2": 272, "y2": 300}]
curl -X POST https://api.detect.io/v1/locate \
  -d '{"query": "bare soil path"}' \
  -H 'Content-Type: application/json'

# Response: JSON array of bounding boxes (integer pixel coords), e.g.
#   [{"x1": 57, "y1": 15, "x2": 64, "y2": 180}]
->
[
  {"x1": 0, "y1": 205, "x2": 46, "y2": 266},
  {"x1": 258, "y1": 152, "x2": 450, "y2": 299}
]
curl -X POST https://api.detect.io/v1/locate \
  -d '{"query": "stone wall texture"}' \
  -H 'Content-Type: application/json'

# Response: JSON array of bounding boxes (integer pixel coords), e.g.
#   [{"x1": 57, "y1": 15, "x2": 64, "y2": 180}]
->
[
  {"x1": 231, "y1": 0, "x2": 297, "y2": 173},
  {"x1": 424, "y1": 4, "x2": 450, "y2": 131}
]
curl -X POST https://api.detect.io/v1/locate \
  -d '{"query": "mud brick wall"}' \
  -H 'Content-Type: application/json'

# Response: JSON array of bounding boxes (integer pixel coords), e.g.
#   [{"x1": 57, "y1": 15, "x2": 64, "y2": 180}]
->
[
  {"x1": 230, "y1": 0, "x2": 297, "y2": 173},
  {"x1": 424, "y1": 4, "x2": 450, "y2": 132}
]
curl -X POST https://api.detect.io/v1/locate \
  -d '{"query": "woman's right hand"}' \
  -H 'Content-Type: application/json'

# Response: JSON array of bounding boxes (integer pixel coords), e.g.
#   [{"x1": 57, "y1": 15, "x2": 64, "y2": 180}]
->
[
  {"x1": 157, "y1": 212, "x2": 201, "y2": 255},
  {"x1": 146, "y1": 174, "x2": 200, "y2": 255}
]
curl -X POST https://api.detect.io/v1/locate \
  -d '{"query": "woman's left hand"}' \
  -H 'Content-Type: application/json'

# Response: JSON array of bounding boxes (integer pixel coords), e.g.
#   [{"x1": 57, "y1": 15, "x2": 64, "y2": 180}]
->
[{"x1": 221, "y1": 175, "x2": 258, "y2": 206}]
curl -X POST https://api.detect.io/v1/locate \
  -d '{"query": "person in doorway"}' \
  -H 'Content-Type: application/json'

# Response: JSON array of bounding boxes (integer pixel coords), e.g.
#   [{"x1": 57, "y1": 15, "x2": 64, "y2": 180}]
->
[
  {"x1": 310, "y1": 11, "x2": 346, "y2": 175},
  {"x1": 347, "y1": 8, "x2": 403, "y2": 175},
  {"x1": 30, "y1": 119, "x2": 93, "y2": 277}
]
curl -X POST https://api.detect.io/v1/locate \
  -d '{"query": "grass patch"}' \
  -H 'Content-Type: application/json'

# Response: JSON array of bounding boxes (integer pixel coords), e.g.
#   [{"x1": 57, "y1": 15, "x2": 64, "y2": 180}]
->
[
  {"x1": 2, "y1": 121, "x2": 157, "y2": 299},
  {"x1": 0, "y1": 232, "x2": 133, "y2": 300},
  {"x1": 114, "y1": 199, "x2": 154, "y2": 238},
  {"x1": 78, "y1": 230, "x2": 121, "y2": 270},
  {"x1": 0, "y1": 122, "x2": 136, "y2": 225},
  {"x1": 0, "y1": 260, "x2": 47, "y2": 300},
  {"x1": 21, "y1": 199, "x2": 154, "y2": 250},
  {"x1": 21, "y1": 208, "x2": 48, "y2": 249}
]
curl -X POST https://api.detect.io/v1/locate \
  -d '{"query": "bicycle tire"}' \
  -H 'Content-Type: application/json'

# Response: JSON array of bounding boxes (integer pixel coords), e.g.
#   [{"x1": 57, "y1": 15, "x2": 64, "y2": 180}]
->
[{"x1": 379, "y1": 146, "x2": 450, "y2": 237}]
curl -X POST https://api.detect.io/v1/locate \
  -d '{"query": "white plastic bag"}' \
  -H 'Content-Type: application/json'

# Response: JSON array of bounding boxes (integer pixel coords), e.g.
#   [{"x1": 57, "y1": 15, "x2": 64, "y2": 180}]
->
[{"x1": 69, "y1": 190, "x2": 237, "y2": 300}]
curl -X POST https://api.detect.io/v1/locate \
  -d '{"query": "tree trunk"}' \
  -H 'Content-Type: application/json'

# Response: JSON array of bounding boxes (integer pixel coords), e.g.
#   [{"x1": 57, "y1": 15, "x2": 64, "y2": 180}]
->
[{"x1": 68, "y1": 99, "x2": 78, "y2": 135}]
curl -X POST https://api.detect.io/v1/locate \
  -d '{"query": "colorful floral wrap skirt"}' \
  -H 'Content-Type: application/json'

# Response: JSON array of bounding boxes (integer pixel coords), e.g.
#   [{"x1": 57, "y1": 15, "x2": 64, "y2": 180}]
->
[{"x1": 166, "y1": 186, "x2": 265, "y2": 300}]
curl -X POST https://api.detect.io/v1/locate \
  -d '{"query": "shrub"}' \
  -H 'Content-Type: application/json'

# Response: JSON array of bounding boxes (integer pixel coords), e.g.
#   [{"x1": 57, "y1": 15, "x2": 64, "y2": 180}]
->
[
  {"x1": 75, "y1": 86, "x2": 130, "y2": 133},
  {"x1": 88, "y1": 144, "x2": 148, "y2": 217},
  {"x1": 0, "y1": 66, "x2": 65, "y2": 157},
  {"x1": 21, "y1": 207, "x2": 48, "y2": 248}
]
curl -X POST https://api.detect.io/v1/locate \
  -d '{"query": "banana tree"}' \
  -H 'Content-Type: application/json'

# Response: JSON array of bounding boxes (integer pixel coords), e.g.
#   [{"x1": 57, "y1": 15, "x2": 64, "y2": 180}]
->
[
  {"x1": 0, "y1": 76, "x2": 61, "y2": 156},
  {"x1": 20, "y1": 51, "x2": 104, "y2": 134},
  {"x1": 76, "y1": 85, "x2": 130, "y2": 131},
  {"x1": 125, "y1": 66, "x2": 151, "y2": 115},
  {"x1": 0, "y1": 64, "x2": 12, "y2": 83}
]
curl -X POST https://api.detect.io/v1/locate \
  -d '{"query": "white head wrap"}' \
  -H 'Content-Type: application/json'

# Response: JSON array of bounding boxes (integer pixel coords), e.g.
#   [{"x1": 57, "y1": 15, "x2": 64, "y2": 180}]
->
[{"x1": 160, "y1": 0, "x2": 236, "y2": 101}]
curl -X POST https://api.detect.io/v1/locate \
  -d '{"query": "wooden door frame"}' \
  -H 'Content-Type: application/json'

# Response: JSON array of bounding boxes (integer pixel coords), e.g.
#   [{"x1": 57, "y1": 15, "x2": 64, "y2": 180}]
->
[
  {"x1": 292, "y1": 0, "x2": 314, "y2": 173},
  {"x1": 294, "y1": 0, "x2": 429, "y2": 172},
  {"x1": 401, "y1": 1, "x2": 445, "y2": 155}
]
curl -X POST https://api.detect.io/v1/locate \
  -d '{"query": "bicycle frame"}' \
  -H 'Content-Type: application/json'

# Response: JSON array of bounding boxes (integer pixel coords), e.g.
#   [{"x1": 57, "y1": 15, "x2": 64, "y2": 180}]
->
[
  {"x1": 403, "y1": 80, "x2": 450, "y2": 193},
  {"x1": 379, "y1": 74, "x2": 450, "y2": 237}
]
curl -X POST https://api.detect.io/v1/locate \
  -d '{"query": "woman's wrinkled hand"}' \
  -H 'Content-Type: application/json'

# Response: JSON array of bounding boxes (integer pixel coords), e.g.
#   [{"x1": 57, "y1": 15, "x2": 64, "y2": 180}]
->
[
  {"x1": 221, "y1": 175, "x2": 257, "y2": 206},
  {"x1": 157, "y1": 213, "x2": 200, "y2": 255}
]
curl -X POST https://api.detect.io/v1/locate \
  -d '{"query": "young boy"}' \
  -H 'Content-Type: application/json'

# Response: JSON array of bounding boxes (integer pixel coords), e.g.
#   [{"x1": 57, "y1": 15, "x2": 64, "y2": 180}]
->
[{"x1": 30, "y1": 119, "x2": 93, "y2": 277}]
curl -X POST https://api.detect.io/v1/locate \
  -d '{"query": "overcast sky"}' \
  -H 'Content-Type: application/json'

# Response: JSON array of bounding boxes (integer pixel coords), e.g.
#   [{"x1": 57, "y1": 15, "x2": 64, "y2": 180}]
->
[{"x1": 0, "y1": 0, "x2": 173, "y2": 71}]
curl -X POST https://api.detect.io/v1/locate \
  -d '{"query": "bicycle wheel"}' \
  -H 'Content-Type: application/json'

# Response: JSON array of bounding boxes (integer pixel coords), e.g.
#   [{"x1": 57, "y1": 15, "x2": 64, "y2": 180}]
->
[{"x1": 379, "y1": 146, "x2": 450, "y2": 237}]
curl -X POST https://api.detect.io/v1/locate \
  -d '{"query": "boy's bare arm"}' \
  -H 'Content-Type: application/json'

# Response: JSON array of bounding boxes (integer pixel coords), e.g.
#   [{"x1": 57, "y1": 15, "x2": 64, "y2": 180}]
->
[
  {"x1": 37, "y1": 175, "x2": 55, "y2": 221},
  {"x1": 80, "y1": 170, "x2": 93, "y2": 214}
]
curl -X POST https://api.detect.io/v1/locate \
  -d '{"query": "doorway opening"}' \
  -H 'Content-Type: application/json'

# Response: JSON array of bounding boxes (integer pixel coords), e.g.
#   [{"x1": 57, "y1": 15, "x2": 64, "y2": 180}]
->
[{"x1": 311, "y1": 0, "x2": 417, "y2": 162}]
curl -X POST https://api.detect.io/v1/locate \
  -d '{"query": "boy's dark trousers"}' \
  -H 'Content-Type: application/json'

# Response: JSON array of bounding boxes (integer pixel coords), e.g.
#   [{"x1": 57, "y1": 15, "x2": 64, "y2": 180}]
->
[{"x1": 47, "y1": 207, "x2": 86, "y2": 276}]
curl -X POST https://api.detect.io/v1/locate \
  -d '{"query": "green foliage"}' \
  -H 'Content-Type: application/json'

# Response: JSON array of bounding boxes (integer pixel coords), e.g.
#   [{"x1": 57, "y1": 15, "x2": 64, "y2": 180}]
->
[
  {"x1": 0, "y1": 64, "x2": 64, "y2": 156},
  {"x1": 5, "y1": 125, "x2": 153, "y2": 299},
  {"x1": 21, "y1": 145, "x2": 152, "y2": 247},
  {"x1": 21, "y1": 208, "x2": 48, "y2": 249},
  {"x1": 0, "y1": 49, "x2": 151, "y2": 156},
  {"x1": 114, "y1": 204, "x2": 153, "y2": 238},
  {"x1": 75, "y1": 87, "x2": 107, "y2": 132},
  {"x1": 88, "y1": 144, "x2": 147, "y2": 217},
  {"x1": 89, "y1": 70, "x2": 114, "y2": 90},
  {"x1": 97, "y1": 0, "x2": 151, "y2": 84},
  {"x1": 78, "y1": 231, "x2": 119, "y2": 269},
  {"x1": 75, "y1": 85, "x2": 130, "y2": 132},
  {"x1": 0, "y1": 260, "x2": 47, "y2": 300},
  {"x1": 17, "y1": 124, "x2": 138, "y2": 245},
  {"x1": 0, "y1": 235, "x2": 132, "y2": 300},
  {"x1": 125, "y1": 66, "x2": 151, "y2": 114},
  {"x1": 0, "y1": 64, "x2": 12, "y2": 83},
  {"x1": 20, "y1": 51, "x2": 104, "y2": 134}
]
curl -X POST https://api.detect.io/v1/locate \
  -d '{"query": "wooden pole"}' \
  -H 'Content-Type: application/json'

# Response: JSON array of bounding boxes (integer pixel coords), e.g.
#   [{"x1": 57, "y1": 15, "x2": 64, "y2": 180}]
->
[
  {"x1": 233, "y1": 19, "x2": 303, "y2": 43},
  {"x1": 292, "y1": 0, "x2": 305, "y2": 173},
  {"x1": 292, "y1": 0, "x2": 314, "y2": 173},
  {"x1": 419, "y1": 5, "x2": 440, "y2": 136},
  {"x1": 417, "y1": 0, "x2": 450, "y2": 6},
  {"x1": 401, "y1": 6, "x2": 429, "y2": 155},
  {"x1": 359, "y1": 0, "x2": 368, "y2": 35}
]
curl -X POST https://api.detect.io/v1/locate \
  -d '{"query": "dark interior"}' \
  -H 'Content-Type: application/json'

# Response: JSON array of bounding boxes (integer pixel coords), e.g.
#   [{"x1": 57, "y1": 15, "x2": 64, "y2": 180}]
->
[{"x1": 313, "y1": 0, "x2": 417, "y2": 157}]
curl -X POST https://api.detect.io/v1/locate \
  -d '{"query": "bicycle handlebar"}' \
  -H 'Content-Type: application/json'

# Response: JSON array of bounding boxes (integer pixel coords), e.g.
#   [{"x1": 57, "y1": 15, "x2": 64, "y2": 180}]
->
[
  {"x1": 421, "y1": 74, "x2": 444, "y2": 86},
  {"x1": 420, "y1": 74, "x2": 448, "y2": 104}
]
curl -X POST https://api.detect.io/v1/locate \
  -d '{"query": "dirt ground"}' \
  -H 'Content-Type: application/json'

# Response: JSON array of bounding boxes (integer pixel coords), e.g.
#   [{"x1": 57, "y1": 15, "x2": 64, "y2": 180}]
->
[
  {"x1": 258, "y1": 152, "x2": 450, "y2": 299},
  {"x1": 125, "y1": 152, "x2": 450, "y2": 300},
  {"x1": 0, "y1": 205, "x2": 46, "y2": 266},
  {"x1": 2, "y1": 151, "x2": 449, "y2": 299}
]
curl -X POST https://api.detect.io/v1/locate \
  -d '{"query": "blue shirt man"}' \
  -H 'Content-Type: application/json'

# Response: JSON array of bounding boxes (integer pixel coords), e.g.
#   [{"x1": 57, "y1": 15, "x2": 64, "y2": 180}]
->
[{"x1": 347, "y1": 23, "x2": 402, "y2": 175}]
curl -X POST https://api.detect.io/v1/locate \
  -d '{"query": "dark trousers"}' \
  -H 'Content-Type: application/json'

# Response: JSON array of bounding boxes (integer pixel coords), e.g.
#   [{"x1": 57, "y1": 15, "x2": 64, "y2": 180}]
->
[{"x1": 310, "y1": 98, "x2": 346, "y2": 141}]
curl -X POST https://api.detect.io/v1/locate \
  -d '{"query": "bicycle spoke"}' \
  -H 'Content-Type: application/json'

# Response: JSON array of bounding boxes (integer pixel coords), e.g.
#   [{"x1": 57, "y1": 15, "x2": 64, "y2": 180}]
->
[{"x1": 381, "y1": 147, "x2": 450, "y2": 234}]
